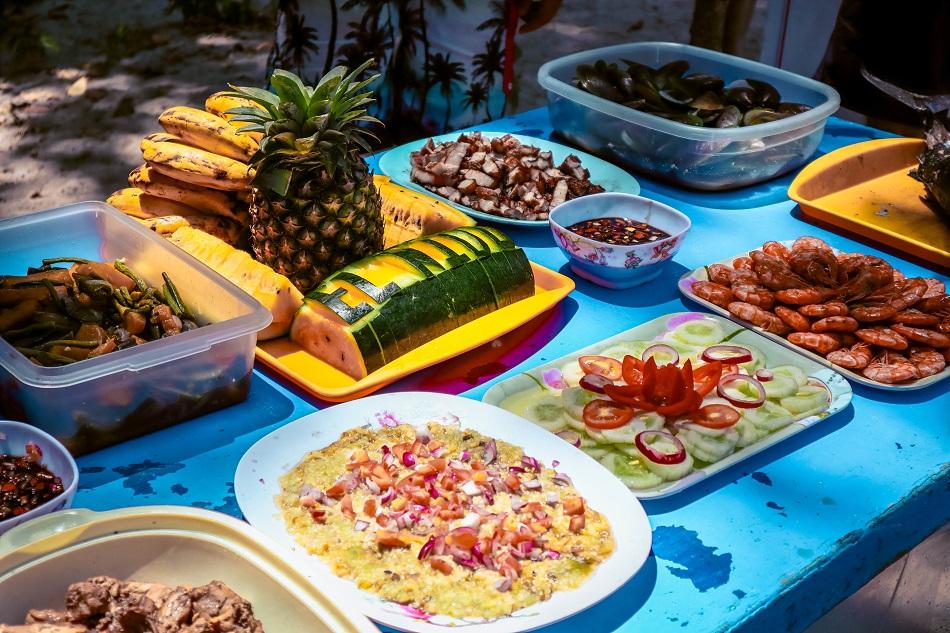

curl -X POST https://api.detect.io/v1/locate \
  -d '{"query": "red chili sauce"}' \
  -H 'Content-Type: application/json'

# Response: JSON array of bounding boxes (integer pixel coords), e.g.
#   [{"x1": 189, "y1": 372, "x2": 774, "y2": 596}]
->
[
  {"x1": 0, "y1": 443, "x2": 64, "y2": 520},
  {"x1": 567, "y1": 217, "x2": 669, "y2": 245}
]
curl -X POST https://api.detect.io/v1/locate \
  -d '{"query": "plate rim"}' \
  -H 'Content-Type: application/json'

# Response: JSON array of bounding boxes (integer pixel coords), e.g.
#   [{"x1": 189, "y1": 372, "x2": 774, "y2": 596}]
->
[
  {"x1": 234, "y1": 391, "x2": 652, "y2": 633},
  {"x1": 677, "y1": 243, "x2": 950, "y2": 390},
  {"x1": 481, "y1": 311, "x2": 853, "y2": 499},
  {"x1": 376, "y1": 130, "x2": 641, "y2": 228}
]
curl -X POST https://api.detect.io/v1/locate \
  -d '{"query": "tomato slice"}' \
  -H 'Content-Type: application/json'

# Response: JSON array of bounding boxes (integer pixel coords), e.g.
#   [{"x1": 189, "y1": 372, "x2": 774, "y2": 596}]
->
[
  {"x1": 583, "y1": 399, "x2": 635, "y2": 429},
  {"x1": 656, "y1": 389, "x2": 701, "y2": 417},
  {"x1": 603, "y1": 383, "x2": 642, "y2": 405},
  {"x1": 693, "y1": 361, "x2": 723, "y2": 396},
  {"x1": 653, "y1": 363, "x2": 686, "y2": 405},
  {"x1": 622, "y1": 355, "x2": 643, "y2": 385},
  {"x1": 578, "y1": 355, "x2": 623, "y2": 380},
  {"x1": 640, "y1": 357, "x2": 658, "y2": 402},
  {"x1": 691, "y1": 404, "x2": 740, "y2": 428}
]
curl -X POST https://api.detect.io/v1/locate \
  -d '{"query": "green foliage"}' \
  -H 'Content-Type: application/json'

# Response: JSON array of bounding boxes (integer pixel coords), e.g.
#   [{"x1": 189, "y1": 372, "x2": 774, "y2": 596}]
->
[{"x1": 165, "y1": 0, "x2": 256, "y2": 24}]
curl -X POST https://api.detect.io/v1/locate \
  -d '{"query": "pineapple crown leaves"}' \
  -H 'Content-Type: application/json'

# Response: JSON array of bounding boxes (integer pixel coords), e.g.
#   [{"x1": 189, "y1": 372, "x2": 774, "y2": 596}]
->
[{"x1": 223, "y1": 59, "x2": 382, "y2": 196}]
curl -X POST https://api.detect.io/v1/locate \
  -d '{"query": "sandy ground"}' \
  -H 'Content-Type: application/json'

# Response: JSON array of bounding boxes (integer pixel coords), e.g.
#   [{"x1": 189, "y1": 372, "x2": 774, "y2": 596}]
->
[{"x1": 0, "y1": 0, "x2": 764, "y2": 219}]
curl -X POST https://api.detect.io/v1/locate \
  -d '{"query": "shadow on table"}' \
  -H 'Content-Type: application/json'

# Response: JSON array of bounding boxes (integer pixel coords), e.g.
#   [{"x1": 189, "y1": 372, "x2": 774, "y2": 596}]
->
[
  {"x1": 849, "y1": 380, "x2": 949, "y2": 405},
  {"x1": 642, "y1": 403, "x2": 856, "y2": 516},
  {"x1": 75, "y1": 373, "x2": 297, "y2": 489},
  {"x1": 559, "y1": 260, "x2": 691, "y2": 308}
]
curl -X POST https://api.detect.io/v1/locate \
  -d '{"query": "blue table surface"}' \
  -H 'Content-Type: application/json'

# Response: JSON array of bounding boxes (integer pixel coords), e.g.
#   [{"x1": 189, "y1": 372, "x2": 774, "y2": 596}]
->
[{"x1": 72, "y1": 108, "x2": 948, "y2": 633}]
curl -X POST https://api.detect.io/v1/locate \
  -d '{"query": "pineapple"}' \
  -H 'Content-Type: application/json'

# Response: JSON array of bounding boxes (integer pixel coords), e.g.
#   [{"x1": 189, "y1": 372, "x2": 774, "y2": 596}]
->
[{"x1": 225, "y1": 61, "x2": 383, "y2": 292}]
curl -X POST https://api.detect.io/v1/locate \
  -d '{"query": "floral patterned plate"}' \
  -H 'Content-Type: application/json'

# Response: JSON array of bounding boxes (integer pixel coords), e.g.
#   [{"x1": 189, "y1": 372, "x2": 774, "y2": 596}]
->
[{"x1": 377, "y1": 131, "x2": 641, "y2": 227}]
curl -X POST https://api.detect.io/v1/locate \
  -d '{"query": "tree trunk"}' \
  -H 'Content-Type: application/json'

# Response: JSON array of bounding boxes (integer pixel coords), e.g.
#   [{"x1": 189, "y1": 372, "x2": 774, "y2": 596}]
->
[
  {"x1": 689, "y1": 0, "x2": 730, "y2": 51},
  {"x1": 322, "y1": 0, "x2": 338, "y2": 76}
]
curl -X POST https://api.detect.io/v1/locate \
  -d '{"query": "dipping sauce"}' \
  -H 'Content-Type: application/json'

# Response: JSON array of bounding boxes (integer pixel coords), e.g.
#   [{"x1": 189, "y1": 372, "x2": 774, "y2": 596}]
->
[
  {"x1": 0, "y1": 443, "x2": 64, "y2": 520},
  {"x1": 568, "y1": 217, "x2": 669, "y2": 245}
]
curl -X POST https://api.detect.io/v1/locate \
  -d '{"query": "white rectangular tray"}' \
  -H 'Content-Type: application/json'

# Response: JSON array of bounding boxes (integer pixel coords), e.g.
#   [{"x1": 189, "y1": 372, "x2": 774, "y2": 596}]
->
[
  {"x1": 677, "y1": 241, "x2": 950, "y2": 390},
  {"x1": 482, "y1": 312, "x2": 853, "y2": 500}
]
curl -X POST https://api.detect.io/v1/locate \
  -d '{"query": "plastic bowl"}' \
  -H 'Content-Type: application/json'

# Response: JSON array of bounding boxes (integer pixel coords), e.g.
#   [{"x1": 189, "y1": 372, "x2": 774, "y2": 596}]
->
[
  {"x1": 0, "y1": 420, "x2": 78, "y2": 535},
  {"x1": 538, "y1": 42, "x2": 840, "y2": 190},
  {"x1": 0, "y1": 202, "x2": 272, "y2": 455},
  {"x1": 549, "y1": 193, "x2": 690, "y2": 288}
]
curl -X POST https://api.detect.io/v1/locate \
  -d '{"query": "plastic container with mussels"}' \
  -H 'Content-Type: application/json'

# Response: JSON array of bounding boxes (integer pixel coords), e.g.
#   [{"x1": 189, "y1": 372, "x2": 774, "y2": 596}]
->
[
  {"x1": 0, "y1": 202, "x2": 271, "y2": 455},
  {"x1": 538, "y1": 42, "x2": 840, "y2": 190},
  {"x1": 0, "y1": 506, "x2": 378, "y2": 632}
]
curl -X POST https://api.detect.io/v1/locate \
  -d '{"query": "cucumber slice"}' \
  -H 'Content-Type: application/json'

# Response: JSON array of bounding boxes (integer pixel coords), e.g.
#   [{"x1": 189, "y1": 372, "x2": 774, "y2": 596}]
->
[
  {"x1": 659, "y1": 333, "x2": 707, "y2": 360},
  {"x1": 634, "y1": 432, "x2": 695, "y2": 481},
  {"x1": 599, "y1": 340, "x2": 652, "y2": 362},
  {"x1": 565, "y1": 415, "x2": 588, "y2": 433},
  {"x1": 585, "y1": 427, "x2": 608, "y2": 443},
  {"x1": 676, "y1": 431, "x2": 722, "y2": 464},
  {"x1": 598, "y1": 421, "x2": 641, "y2": 444},
  {"x1": 530, "y1": 411, "x2": 568, "y2": 432},
  {"x1": 583, "y1": 446, "x2": 611, "y2": 459},
  {"x1": 733, "y1": 416, "x2": 759, "y2": 448},
  {"x1": 737, "y1": 343, "x2": 765, "y2": 373},
  {"x1": 741, "y1": 400, "x2": 794, "y2": 433},
  {"x1": 780, "y1": 385, "x2": 829, "y2": 415},
  {"x1": 559, "y1": 361, "x2": 586, "y2": 387},
  {"x1": 599, "y1": 451, "x2": 663, "y2": 490},
  {"x1": 677, "y1": 424, "x2": 738, "y2": 462},
  {"x1": 670, "y1": 319, "x2": 724, "y2": 347},
  {"x1": 562, "y1": 386, "x2": 599, "y2": 420},
  {"x1": 501, "y1": 389, "x2": 566, "y2": 431},
  {"x1": 772, "y1": 364, "x2": 808, "y2": 388},
  {"x1": 578, "y1": 433, "x2": 601, "y2": 448}
]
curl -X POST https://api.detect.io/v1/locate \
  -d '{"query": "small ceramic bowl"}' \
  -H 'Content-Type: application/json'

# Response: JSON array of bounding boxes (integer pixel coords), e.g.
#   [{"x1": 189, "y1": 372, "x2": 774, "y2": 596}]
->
[
  {"x1": 0, "y1": 420, "x2": 78, "y2": 535},
  {"x1": 549, "y1": 192, "x2": 691, "y2": 288}
]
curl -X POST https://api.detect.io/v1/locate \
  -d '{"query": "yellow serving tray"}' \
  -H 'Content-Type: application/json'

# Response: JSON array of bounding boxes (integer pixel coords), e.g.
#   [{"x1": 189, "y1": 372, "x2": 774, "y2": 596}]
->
[
  {"x1": 256, "y1": 262, "x2": 574, "y2": 402},
  {"x1": 788, "y1": 137, "x2": 950, "y2": 270}
]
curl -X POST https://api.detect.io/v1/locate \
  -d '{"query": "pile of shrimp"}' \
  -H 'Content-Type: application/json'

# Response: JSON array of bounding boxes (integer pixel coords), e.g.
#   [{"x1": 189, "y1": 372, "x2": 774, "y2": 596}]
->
[{"x1": 692, "y1": 237, "x2": 949, "y2": 384}]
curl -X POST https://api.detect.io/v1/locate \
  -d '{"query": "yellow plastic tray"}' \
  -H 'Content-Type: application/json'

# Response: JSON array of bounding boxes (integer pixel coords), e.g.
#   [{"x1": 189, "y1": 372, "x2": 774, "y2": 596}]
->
[
  {"x1": 256, "y1": 262, "x2": 575, "y2": 401},
  {"x1": 789, "y1": 138, "x2": 950, "y2": 270}
]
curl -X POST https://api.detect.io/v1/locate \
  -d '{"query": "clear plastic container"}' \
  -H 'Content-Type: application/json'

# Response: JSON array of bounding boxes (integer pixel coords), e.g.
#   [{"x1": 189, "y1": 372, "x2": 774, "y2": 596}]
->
[
  {"x1": 537, "y1": 42, "x2": 840, "y2": 190},
  {"x1": 0, "y1": 202, "x2": 271, "y2": 455},
  {"x1": 0, "y1": 506, "x2": 378, "y2": 632}
]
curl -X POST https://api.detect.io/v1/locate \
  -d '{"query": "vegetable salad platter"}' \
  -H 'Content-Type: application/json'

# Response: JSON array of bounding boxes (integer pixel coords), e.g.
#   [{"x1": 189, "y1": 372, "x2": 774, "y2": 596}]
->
[
  {"x1": 482, "y1": 313, "x2": 852, "y2": 499},
  {"x1": 234, "y1": 392, "x2": 651, "y2": 633}
]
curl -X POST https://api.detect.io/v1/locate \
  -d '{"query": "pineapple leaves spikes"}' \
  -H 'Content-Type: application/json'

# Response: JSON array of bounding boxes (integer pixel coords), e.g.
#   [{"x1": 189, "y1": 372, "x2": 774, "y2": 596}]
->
[
  {"x1": 223, "y1": 85, "x2": 280, "y2": 110},
  {"x1": 252, "y1": 166, "x2": 292, "y2": 197},
  {"x1": 269, "y1": 69, "x2": 310, "y2": 108}
]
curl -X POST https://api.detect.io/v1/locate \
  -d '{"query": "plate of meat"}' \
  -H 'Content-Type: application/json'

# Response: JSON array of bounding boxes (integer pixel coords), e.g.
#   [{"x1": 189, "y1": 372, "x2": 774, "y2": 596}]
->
[
  {"x1": 679, "y1": 237, "x2": 950, "y2": 390},
  {"x1": 377, "y1": 131, "x2": 640, "y2": 227}
]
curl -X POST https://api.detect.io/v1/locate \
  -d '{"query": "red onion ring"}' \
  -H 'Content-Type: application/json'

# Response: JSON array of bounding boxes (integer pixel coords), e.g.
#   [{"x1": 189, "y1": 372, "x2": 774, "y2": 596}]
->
[
  {"x1": 634, "y1": 430, "x2": 686, "y2": 465},
  {"x1": 579, "y1": 373, "x2": 613, "y2": 393},
  {"x1": 418, "y1": 536, "x2": 437, "y2": 560},
  {"x1": 642, "y1": 343, "x2": 679, "y2": 366},
  {"x1": 702, "y1": 344, "x2": 753, "y2": 365},
  {"x1": 717, "y1": 374, "x2": 766, "y2": 409},
  {"x1": 755, "y1": 369, "x2": 774, "y2": 382}
]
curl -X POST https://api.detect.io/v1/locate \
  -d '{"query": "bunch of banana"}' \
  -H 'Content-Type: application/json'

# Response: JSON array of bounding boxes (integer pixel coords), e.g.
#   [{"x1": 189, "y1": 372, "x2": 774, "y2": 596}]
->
[{"x1": 108, "y1": 93, "x2": 263, "y2": 245}]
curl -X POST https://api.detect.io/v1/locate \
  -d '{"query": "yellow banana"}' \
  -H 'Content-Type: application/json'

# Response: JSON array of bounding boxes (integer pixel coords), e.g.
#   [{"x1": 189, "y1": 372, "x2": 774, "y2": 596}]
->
[
  {"x1": 143, "y1": 132, "x2": 183, "y2": 145},
  {"x1": 159, "y1": 106, "x2": 258, "y2": 161},
  {"x1": 141, "y1": 138, "x2": 252, "y2": 192},
  {"x1": 205, "y1": 92, "x2": 264, "y2": 143},
  {"x1": 107, "y1": 188, "x2": 203, "y2": 219},
  {"x1": 137, "y1": 215, "x2": 244, "y2": 246},
  {"x1": 128, "y1": 164, "x2": 247, "y2": 223}
]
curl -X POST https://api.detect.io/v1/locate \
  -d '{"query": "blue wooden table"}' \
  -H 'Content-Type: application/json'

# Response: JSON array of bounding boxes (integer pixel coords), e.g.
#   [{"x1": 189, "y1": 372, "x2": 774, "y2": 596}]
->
[{"x1": 74, "y1": 108, "x2": 949, "y2": 633}]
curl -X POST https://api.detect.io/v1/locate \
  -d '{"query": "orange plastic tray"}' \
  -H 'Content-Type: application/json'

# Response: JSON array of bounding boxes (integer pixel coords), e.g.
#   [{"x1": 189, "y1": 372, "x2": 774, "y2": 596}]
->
[
  {"x1": 789, "y1": 138, "x2": 950, "y2": 270},
  {"x1": 255, "y1": 262, "x2": 574, "y2": 402}
]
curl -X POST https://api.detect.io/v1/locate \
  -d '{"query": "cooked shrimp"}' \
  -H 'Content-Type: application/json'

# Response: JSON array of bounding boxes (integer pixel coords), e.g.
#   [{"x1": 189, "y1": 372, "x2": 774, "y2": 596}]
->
[
  {"x1": 891, "y1": 269, "x2": 907, "y2": 283},
  {"x1": 892, "y1": 309, "x2": 939, "y2": 327},
  {"x1": 917, "y1": 295, "x2": 950, "y2": 313},
  {"x1": 837, "y1": 255, "x2": 894, "y2": 302},
  {"x1": 826, "y1": 343, "x2": 873, "y2": 370},
  {"x1": 855, "y1": 327, "x2": 909, "y2": 351},
  {"x1": 863, "y1": 352, "x2": 919, "y2": 384},
  {"x1": 775, "y1": 305, "x2": 811, "y2": 332},
  {"x1": 706, "y1": 264, "x2": 735, "y2": 286},
  {"x1": 889, "y1": 323, "x2": 950, "y2": 349},
  {"x1": 727, "y1": 301, "x2": 789, "y2": 335},
  {"x1": 799, "y1": 301, "x2": 849, "y2": 318},
  {"x1": 775, "y1": 287, "x2": 835, "y2": 305},
  {"x1": 733, "y1": 256, "x2": 754, "y2": 270},
  {"x1": 788, "y1": 247, "x2": 839, "y2": 287},
  {"x1": 762, "y1": 241, "x2": 790, "y2": 261},
  {"x1": 751, "y1": 251, "x2": 809, "y2": 291},
  {"x1": 938, "y1": 318, "x2": 950, "y2": 334},
  {"x1": 907, "y1": 348, "x2": 946, "y2": 377},
  {"x1": 732, "y1": 283, "x2": 775, "y2": 309},
  {"x1": 921, "y1": 278, "x2": 945, "y2": 299},
  {"x1": 792, "y1": 236, "x2": 833, "y2": 252},
  {"x1": 850, "y1": 303, "x2": 898, "y2": 323},
  {"x1": 787, "y1": 332, "x2": 843, "y2": 355},
  {"x1": 812, "y1": 316, "x2": 859, "y2": 333},
  {"x1": 887, "y1": 278, "x2": 928, "y2": 311},
  {"x1": 692, "y1": 280, "x2": 734, "y2": 308}
]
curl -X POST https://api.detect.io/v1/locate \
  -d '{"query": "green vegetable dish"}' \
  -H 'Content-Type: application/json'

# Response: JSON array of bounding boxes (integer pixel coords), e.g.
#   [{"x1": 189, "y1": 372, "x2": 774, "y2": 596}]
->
[{"x1": 499, "y1": 316, "x2": 831, "y2": 491}]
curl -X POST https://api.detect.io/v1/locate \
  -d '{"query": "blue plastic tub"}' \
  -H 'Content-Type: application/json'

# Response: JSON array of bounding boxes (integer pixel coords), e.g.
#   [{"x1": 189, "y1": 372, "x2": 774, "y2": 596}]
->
[{"x1": 538, "y1": 42, "x2": 840, "y2": 190}]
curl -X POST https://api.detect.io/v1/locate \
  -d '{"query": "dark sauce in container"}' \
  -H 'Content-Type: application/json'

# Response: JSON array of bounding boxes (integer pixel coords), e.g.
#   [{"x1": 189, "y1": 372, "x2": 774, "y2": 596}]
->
[
  {"x1": 567, "y1": 217, "x2": 670, "y2": 245},
  {"x1": 0, "y1": 443, "x2": 64, "y2": 519}
]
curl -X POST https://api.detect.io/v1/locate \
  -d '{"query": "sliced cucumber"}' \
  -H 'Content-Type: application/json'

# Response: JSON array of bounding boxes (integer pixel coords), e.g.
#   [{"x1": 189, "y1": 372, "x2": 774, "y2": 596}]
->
[
  {"x1": 737, "y1": 343, "x2": 765, "y2": 373},
  {"x1": 733, "y1": 416, "x2": 760, "y2": 448},
  {"x1": 559, "y1": 361, "x2": 586, "y2": 388},
  {"x1": 634, "y1": 432, "x2": 695, "y2": 481},
  {"x1": 780, "y1": 385, "x2": 829, "y2": 415},
  {"x1": 598, "y1": 421, "x2": 641, "y2": 444},
  {"x1": 501, "y1": 389, "x2": 567, "y2": 431},
  {"x1": 636, "y1": 411, "x2": 667, "y2": 432},
  {"x1": 565, "y1": 415, "x2": 588, "y2": 433},
  {"x1": 599, "y1": 451, "x2": 663, "y2": 490},
  {"x1": 676, "y1": 431, "x2": 723, "y2": 464},
  {"x1": 677, "y1": 424, "x2": 739, "y2": 462},
  {"x1": 562, "y1": 386, "x2": 599, "y2": 420},
  {"x1": 670, "y1": 318, "x2": 724, "y2": 347},
  {"x1": 583, "y1": 446, "x2": 611, "y2": 460},
  {"x1": 578, "y1": 433, "x2": 601, "y2": 448},
  {"x1": 741, "y1": 400, "x2": 794, "y2": 433},
  {"x1": 658, "y1": 333, "x2": 706, "y2": 361},
  {"x1": 599, "y1": 340, "x2": 651, "y2": 362},
  {"x1": 585, "y1": 427, "x2": 608, "y2": 443},
  {"x1": 771, "y1": 364, "x2": 808, "y2": 388}
]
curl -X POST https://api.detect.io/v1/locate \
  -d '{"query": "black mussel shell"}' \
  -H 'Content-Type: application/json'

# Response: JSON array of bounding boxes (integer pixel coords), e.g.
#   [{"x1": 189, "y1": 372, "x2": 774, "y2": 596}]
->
[
  {"x1": 683, "y1": 72, "x2": 725, "y2": 93},
  {"x1": 622, "y1": 98, "x2": 647, "y2": 109},
  {"x1": 657, "y1": 59, "x2": 690, "y2": 79},
  {"x1": 689, "y1": 91, "x2": 726, "y2": 110},
  {"x1": 745, "y1": 78, "x2": 781, "y2": 108},
  {"x1": 715, "y1": 105, "x2": 742, "y2": 128},
  {"x1": 656, "y1": 111, "x2": 704, "y2": 126},
  {"x1": 659, "y1": 88, "x2": 694, "y2": 107},
  {"x1": 742, "y1": 107, "x2": 789, "y2": 126},
  {"x1": 778, "y1": 101, "x2": 811, "y2": 115},
  {"x1": 575, "y1": 74, "x2": 624, "y2": 101},
  {"x1": 724, "y1": 86, "x2": 755, "y2": 109}
]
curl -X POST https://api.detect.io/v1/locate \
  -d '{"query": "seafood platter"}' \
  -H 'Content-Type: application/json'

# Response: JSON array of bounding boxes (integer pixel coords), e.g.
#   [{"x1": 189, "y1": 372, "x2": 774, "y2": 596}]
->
[{"x1": 680, "y1": 237, "x2": 950, "y2": 389}]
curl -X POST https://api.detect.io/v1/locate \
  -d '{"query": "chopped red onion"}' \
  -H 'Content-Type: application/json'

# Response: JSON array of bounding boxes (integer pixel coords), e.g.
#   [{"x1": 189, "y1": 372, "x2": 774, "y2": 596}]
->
[
  {"x1": 430, "y1": 445, "x2": 445, "y2": 458},
  {"x1": 521, "y1": 455, "x2": 541, "y2": 472},
  {"x1": 544, "y1": 550, "x2": 561, "y2": 560},
  {"x1": 415, "y1": 426, "x2": 432, "y2": 445},
  {"x1": 380, "y1": 488, "x2": 395, "y2": 505},
  {"x1": 579, "y1": 373, "x2": 613, "y2": 393},
  {"x1": 460, "y1": 512, "x2": 481, "y2": 530},
  {"x1": 460, "y1": 480, "x2": 482, "y2": 496},
  {"x1": 482, "y1": 438, "x2": 498, "y2": 465},
  {"x1": 523, "y1": 479, "x2": 542, "y2": 490},
  {"x1": 545, "y1": 492, "x2": 559, "y2": 506},
  {"x1": 542, "y1": 367, "x2": 568, "y2": 389},
  {"x1": 755, "y1": 368, "x2": 774, "y2": 382},
  {"x1": 552, "y1": 472, "x2": 573, "y2": 487},
  {"x1": 494, "y1": 577, "x2": 513, "y2": 592},
  {"x1": 702, "y1": 344, "x2": 753, "y2": 365},
  {"x1": 460, "y1": 449, "x2": 471, "y2": 462},
  {"x1": 555, "y1": 431, "x2": 582, "y2": 448},
  {"x1": 402, "y1": 452, "x2": 417, "y2": 467},
  {"x1": 717, "y1": 374, "x2": 766, "y2": 408},
  {"x1": 353, "y1": 520, "x2": 369, "y2": 531},
  {"x1": 418, "y1": 536, "x2": 437, "y2": 560},
  {"x1": 552, "y1": 459, "x2": 560, "y2": 468},
  {"x1": 508, "y1": 466, "x2": 526, "y2": 473},
  {"x1": 428, "y1": 482, "x2": 440, "y2": 499},
  {"x1": 365, "y1": 478, "x2": 381, "y2": 495}
]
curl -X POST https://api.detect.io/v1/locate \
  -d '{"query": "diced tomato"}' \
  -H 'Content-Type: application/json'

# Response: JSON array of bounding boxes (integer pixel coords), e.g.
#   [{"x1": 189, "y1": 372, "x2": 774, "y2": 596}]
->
[
  {"x1": 569, "y1": 515, "x2": 586, "y2": 533},
  {"x1": 410, "y1": 489, "x2": 431, "y2": 505},
  {"x1": 429, "y1": 458, "x2": 446, "y2": 472},
  {"x1": 309, "y1": 509, "x2": 327, "y2": 524},
  {"x1": 325, "y1": 479, "x2": 348, "y2": 499},
  {"x1": 470, "y1": 460, "x2": 485, "y2": 471},
  {"x1": 691, "y1": 404, "x2": 740, "y2": 428},
  {"x1": 376, "y1": 531, "x2": 409, "y2": 547},
  {"x1": 447, "y1": 528, "x2": 478, "y2": 549},
  {"x1": 583, "y1": 399, "x2": 635, "y2": 430},
  {"x1": 430, "y1": 557, "x2": 453, "y2": 575},
  {"x1": 693, "y1": 361, "x2": 723, "y2": 396},
  {"x1": 363, "y1": 498, "x2": 377, "y2": 517},
  {"x1": 563, "y1": 497, "x2": 585, "y2": 516},
  {"x1": 415, "y1": 463, "x2": 438, "y2": 477},
  {"x1": 347, "y1": 449, "x2": 368, "y2": 468},
  {"x1": 578, "y1": 355, "x2": 623, "y2": 380},
  {"x1": 340, "y1": 494, "x2": 355, "y2": 519},
  {"x1": 504, "y1": 473, "x2": 521, "y2": 491},
  {"x1": 410, "y1": 439, "x2": 424, "y2": 455},
  {"x1": 376, "y1": 514, "x2": 392, "y2": 527},
  {"x1": 429, "y1": 439, "x2": 444, "y2": 452}
]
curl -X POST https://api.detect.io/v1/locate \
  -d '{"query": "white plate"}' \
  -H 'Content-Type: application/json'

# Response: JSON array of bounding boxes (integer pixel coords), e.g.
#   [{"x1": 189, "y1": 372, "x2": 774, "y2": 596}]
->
[
  {"x1": 234, "y1": 392, "x2": 651, "y2": 633},
  {"x1": 376, "y1": 131, "x2": 641, "y2": 227},
  {"x1": 677, "y1": 241, "x2": 950, "y2": 390},
  {"x1": 482, "y1": 313, "x2": 853, "y2": 500}
]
